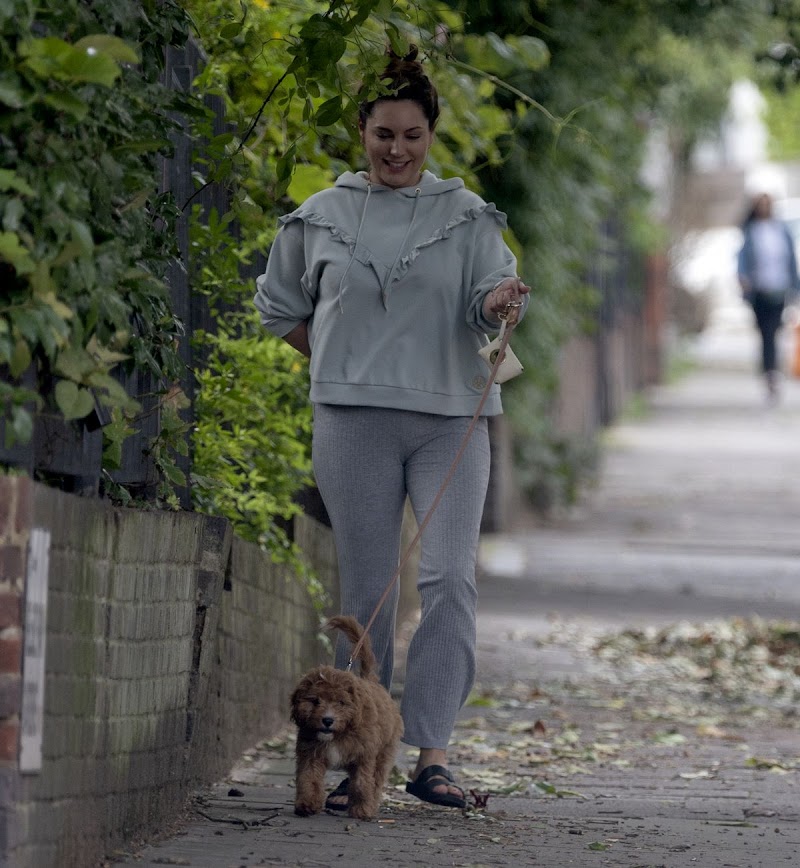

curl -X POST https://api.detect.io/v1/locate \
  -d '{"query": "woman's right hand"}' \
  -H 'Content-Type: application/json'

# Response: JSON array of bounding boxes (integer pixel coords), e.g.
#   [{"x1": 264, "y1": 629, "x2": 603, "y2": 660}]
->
[
  {"x1": 483, "y1": 277, "x2": 530, "y2": 324},
  {"x1": 283, "y1": 321, "x2": 311, "y2": 358}
]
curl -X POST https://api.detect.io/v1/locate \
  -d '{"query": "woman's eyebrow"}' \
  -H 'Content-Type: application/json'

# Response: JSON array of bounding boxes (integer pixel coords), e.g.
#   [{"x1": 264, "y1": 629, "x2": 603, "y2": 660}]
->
[{"x1": 374, "y1": 125, "x2": 425, "y2": 133}]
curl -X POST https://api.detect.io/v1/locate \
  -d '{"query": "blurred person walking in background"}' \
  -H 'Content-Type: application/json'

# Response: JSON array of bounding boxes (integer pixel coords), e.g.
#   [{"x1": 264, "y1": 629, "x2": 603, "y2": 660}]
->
[{"x1": 737, "y1": 192, "x2": 800, "y2": 403}]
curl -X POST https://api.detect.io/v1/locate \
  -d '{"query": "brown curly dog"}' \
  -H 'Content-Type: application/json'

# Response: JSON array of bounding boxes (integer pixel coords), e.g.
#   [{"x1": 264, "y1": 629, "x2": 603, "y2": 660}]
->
[{"x1": 290, "y1": 616, "x2": 403, "y2": 820}]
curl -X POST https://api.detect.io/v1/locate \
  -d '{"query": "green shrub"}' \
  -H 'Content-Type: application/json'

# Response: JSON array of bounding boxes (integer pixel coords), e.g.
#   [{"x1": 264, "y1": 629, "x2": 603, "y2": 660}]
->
[
  {"x1": 0, "y1": 0, "x2": 190, "y2": 446},
  {"x1": 192, "y1": 327, "x2": 313, "y2": 561}
]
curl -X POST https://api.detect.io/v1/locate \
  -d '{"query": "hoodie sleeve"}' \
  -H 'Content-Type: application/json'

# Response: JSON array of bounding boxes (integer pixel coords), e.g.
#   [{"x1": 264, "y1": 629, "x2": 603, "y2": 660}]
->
[
  {"x1": 736, "y1": 228, "x2": 752, "y2": 284},
  {"x1": 254, "y1": 219, "x2": 316, "y2": 338},
  {"x1": 784, "y1": 224, "x2": 800, "y2": 296},
  {"x1": 466, "y1": 213, "x2": 527, "y2": 334}
]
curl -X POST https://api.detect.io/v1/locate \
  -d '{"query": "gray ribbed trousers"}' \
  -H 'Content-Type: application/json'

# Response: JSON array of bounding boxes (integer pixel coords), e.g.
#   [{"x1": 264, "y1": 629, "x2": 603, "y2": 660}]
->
[{"x1": 312, "y1": 404, "x2": 490, "y2": 749}]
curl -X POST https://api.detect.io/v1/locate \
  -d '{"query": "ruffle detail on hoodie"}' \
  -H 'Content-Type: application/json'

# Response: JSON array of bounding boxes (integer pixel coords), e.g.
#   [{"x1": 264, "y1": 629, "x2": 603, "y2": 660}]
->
[
  {"x1": 281, "y1": 209, "x2": 356, "y2": 253},
  {"x1": 392, "y1": 202, "x2": 507, "y2": 283},
  {"x1": 280, "y1": 198, "x2": 507, "y2": 286},
  {"x1": 280, "y1": 209, "x2": 382, "y2": 269}
]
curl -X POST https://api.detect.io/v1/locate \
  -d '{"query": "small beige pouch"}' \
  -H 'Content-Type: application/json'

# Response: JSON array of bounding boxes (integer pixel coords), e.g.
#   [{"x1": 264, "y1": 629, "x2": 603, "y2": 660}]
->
[{"x1": 478, "y1": 318, "x2": 524, "y2": 384}]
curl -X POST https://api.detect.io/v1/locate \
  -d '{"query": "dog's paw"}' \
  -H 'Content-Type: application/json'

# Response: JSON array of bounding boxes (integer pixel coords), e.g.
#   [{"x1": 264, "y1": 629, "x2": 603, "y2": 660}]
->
[
  {"x1": 294, "y1": 801, "x2": 320, "y2": 817},
  {"x1": 347, "y1": 803, "x2": 376, "y2": 821}
]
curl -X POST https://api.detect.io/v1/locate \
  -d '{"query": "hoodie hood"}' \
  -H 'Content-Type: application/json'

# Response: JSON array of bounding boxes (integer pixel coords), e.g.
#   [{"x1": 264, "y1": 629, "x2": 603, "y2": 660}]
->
[
  {"x1": 334, "y1": 169, "x2": 466, "y2": 197},
  {"x1": 279, "y1": 170, "x2": 507, "y2": 310}
]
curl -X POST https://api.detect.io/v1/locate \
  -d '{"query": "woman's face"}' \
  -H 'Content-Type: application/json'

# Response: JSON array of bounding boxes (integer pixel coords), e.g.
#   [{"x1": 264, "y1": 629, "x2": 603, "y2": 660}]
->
[
  {"x1": 755, "y1": 194, "x2": 773, "y2": 219},
  {"x1": 360, "y1": 99, "x2": 434, "y2": 189}
]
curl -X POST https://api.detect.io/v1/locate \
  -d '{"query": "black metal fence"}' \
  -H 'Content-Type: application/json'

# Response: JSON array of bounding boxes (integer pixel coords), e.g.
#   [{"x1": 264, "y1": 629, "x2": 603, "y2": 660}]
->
[
  {"x1": 0, "y1": 41, "x2": 246, "y2": 506},
  {"x1": 108, "y1": 39, "x2": 233, "y2": 507}
]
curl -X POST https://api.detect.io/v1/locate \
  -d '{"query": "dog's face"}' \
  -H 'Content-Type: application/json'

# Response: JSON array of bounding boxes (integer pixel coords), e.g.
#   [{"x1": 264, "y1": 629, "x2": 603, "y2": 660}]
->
[{"x1": 290, "y1": 667, "x2": 362, "y2": 741}]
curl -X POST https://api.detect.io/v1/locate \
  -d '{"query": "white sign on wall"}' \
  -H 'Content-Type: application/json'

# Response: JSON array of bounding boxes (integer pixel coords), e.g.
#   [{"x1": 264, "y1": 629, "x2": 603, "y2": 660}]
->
[{"x1": 20, "y1": 528, "x2": 50, "y2": 773}]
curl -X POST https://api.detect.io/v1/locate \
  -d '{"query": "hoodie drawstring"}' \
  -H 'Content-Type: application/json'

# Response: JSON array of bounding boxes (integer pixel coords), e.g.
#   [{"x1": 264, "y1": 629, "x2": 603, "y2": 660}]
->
[
  {"x1": 336, "y1": 184, "x2": 422, "y2": 313},
  {"x1": 336, "y1": 182, "x2": 373, "y2": 313},
  {"x1": 380, "y1": 186, "x2": 421, "y2": 309}
]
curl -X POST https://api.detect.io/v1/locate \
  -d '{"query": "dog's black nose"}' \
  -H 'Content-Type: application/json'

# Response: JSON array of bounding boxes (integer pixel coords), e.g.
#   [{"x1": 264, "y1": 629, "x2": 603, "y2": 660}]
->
[{"x1": 322, "y1": 716, "x2": 334, "y2": 728}]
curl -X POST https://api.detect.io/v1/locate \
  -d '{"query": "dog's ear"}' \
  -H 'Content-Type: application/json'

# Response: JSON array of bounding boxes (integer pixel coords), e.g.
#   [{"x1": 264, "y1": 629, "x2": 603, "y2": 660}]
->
[
  {"x1": 289, "y1": 688, "x2": 301, "y2": 725},
  {"x1": 290, "y1": 678, "x2": 309, "y2": 725}
]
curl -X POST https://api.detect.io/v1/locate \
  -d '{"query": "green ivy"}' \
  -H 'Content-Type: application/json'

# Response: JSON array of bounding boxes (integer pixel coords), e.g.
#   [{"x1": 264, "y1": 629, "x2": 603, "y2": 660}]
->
[
  {"x1": 191, "y1": 328, "x2": 313, "y2": 558},
  {"x1": 186, "y1": 198, "x2": 312, "y2": 565},
  {"x1": 0, "y1": 0, "x2": 190, "y2": 455}
]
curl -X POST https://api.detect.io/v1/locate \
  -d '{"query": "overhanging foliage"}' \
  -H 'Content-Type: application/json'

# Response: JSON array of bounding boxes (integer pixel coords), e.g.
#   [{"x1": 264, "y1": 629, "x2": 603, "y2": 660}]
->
[{"x1": 0, "y1": 0, "x2": 189, "y2": 447}]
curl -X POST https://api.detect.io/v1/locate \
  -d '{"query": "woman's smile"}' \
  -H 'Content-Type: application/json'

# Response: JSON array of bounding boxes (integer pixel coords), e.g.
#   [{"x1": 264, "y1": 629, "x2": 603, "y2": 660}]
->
[{"x1": 360, "y1": 99, "x2": 434, "y2": 189}]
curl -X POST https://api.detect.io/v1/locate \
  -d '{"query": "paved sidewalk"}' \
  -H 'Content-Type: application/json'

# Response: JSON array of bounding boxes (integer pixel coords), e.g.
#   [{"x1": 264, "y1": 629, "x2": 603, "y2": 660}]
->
[{"x1": 112, "y1": 321, "x2": 800, "y2": 867}]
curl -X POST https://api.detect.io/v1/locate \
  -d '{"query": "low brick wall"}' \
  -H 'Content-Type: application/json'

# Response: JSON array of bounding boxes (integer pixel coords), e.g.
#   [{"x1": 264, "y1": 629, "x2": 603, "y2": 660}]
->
[{"x1": 0, "y1": 475, "x2": 339, "y2": 868}]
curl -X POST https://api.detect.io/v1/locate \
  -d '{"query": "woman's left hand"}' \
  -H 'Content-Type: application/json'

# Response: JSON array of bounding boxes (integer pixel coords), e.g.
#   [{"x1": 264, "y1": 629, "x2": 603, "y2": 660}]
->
[{"x1": 483, "y1": 277, "x2": 531, "y2": 322}]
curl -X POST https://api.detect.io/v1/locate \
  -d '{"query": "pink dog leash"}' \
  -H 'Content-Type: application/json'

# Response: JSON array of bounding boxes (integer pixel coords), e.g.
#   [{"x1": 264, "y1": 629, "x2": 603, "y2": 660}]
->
[{"x1": 346, "y1": 301, "x2": 522, "y2": 669}]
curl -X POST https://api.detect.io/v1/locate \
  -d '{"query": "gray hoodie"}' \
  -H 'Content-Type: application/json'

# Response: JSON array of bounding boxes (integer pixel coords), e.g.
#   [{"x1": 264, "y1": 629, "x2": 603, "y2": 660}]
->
[{"x1": 254, "y1": 170, "x2": 526, "y2": 416}]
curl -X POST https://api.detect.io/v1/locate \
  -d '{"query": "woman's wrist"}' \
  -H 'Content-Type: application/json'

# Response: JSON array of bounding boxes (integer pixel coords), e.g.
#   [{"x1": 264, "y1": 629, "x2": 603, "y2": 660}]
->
[
  {"x1": 482, "y1": 296, "x2": 499, "y2": 324},
  {"x1": 482, "y1": 282, "x2": 506, "y2": 323}
]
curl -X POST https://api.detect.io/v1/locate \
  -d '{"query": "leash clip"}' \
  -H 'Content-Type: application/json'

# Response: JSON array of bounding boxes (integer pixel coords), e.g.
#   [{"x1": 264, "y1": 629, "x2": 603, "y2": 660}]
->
[{"x1": 498, "y1": 300, "x2": 523, "y2": 322}]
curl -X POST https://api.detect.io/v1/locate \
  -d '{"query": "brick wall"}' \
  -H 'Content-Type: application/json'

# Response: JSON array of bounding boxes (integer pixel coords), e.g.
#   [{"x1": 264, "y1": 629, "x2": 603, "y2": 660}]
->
[
  {"x1": 0, "y1": 475, "x2": 340, "y2": 868},
  {"x1": 0, "y1": 475, "x2": 28, "y2": 863}
]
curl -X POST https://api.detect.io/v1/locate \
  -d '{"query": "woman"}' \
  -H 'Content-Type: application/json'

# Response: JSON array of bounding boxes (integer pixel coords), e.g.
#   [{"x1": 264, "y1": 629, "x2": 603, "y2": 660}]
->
[
  {"x1": 737, "y1": 192, "x2": 800, "y2": 403},
  {"x1": 254, "y1": 46, "x2": 530, "y2": 810}
]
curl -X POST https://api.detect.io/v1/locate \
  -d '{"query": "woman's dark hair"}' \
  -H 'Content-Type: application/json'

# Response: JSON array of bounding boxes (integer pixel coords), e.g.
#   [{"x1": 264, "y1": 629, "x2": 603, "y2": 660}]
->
[
  {"x1": 358, "y1": 45, "x2": 439, "y2": 130},
  {"x1": 742, "y1": 192, "x2": 772, "y2": 227}
]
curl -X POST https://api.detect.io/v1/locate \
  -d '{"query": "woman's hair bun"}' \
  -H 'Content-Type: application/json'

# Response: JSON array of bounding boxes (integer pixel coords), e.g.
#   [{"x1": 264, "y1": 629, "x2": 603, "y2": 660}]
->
[
  {"x1": 358, "y1": 42, "x2": 439, "y2": 129},
  {"x1": 384, "y1": 44, "x2": 425, "y2": 80},
  {"x1": 387, "y1": 44, "x2": 420, "y2": 65}
]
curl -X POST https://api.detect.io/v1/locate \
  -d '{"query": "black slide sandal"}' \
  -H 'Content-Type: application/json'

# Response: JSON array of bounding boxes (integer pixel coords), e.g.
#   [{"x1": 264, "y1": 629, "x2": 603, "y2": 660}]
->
[
  {"x1": 324, "y1": 777, "x2": 349, "y2": 811},
  {"x1": 405, "y1": 764, "x2": 465, "y2": 809}
]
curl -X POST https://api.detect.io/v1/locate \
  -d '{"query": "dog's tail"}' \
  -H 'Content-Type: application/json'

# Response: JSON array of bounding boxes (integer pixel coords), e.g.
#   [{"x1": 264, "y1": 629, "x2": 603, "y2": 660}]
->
[{"x1": 327, "y1": 615, "x2": 378, "y2": 681}]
